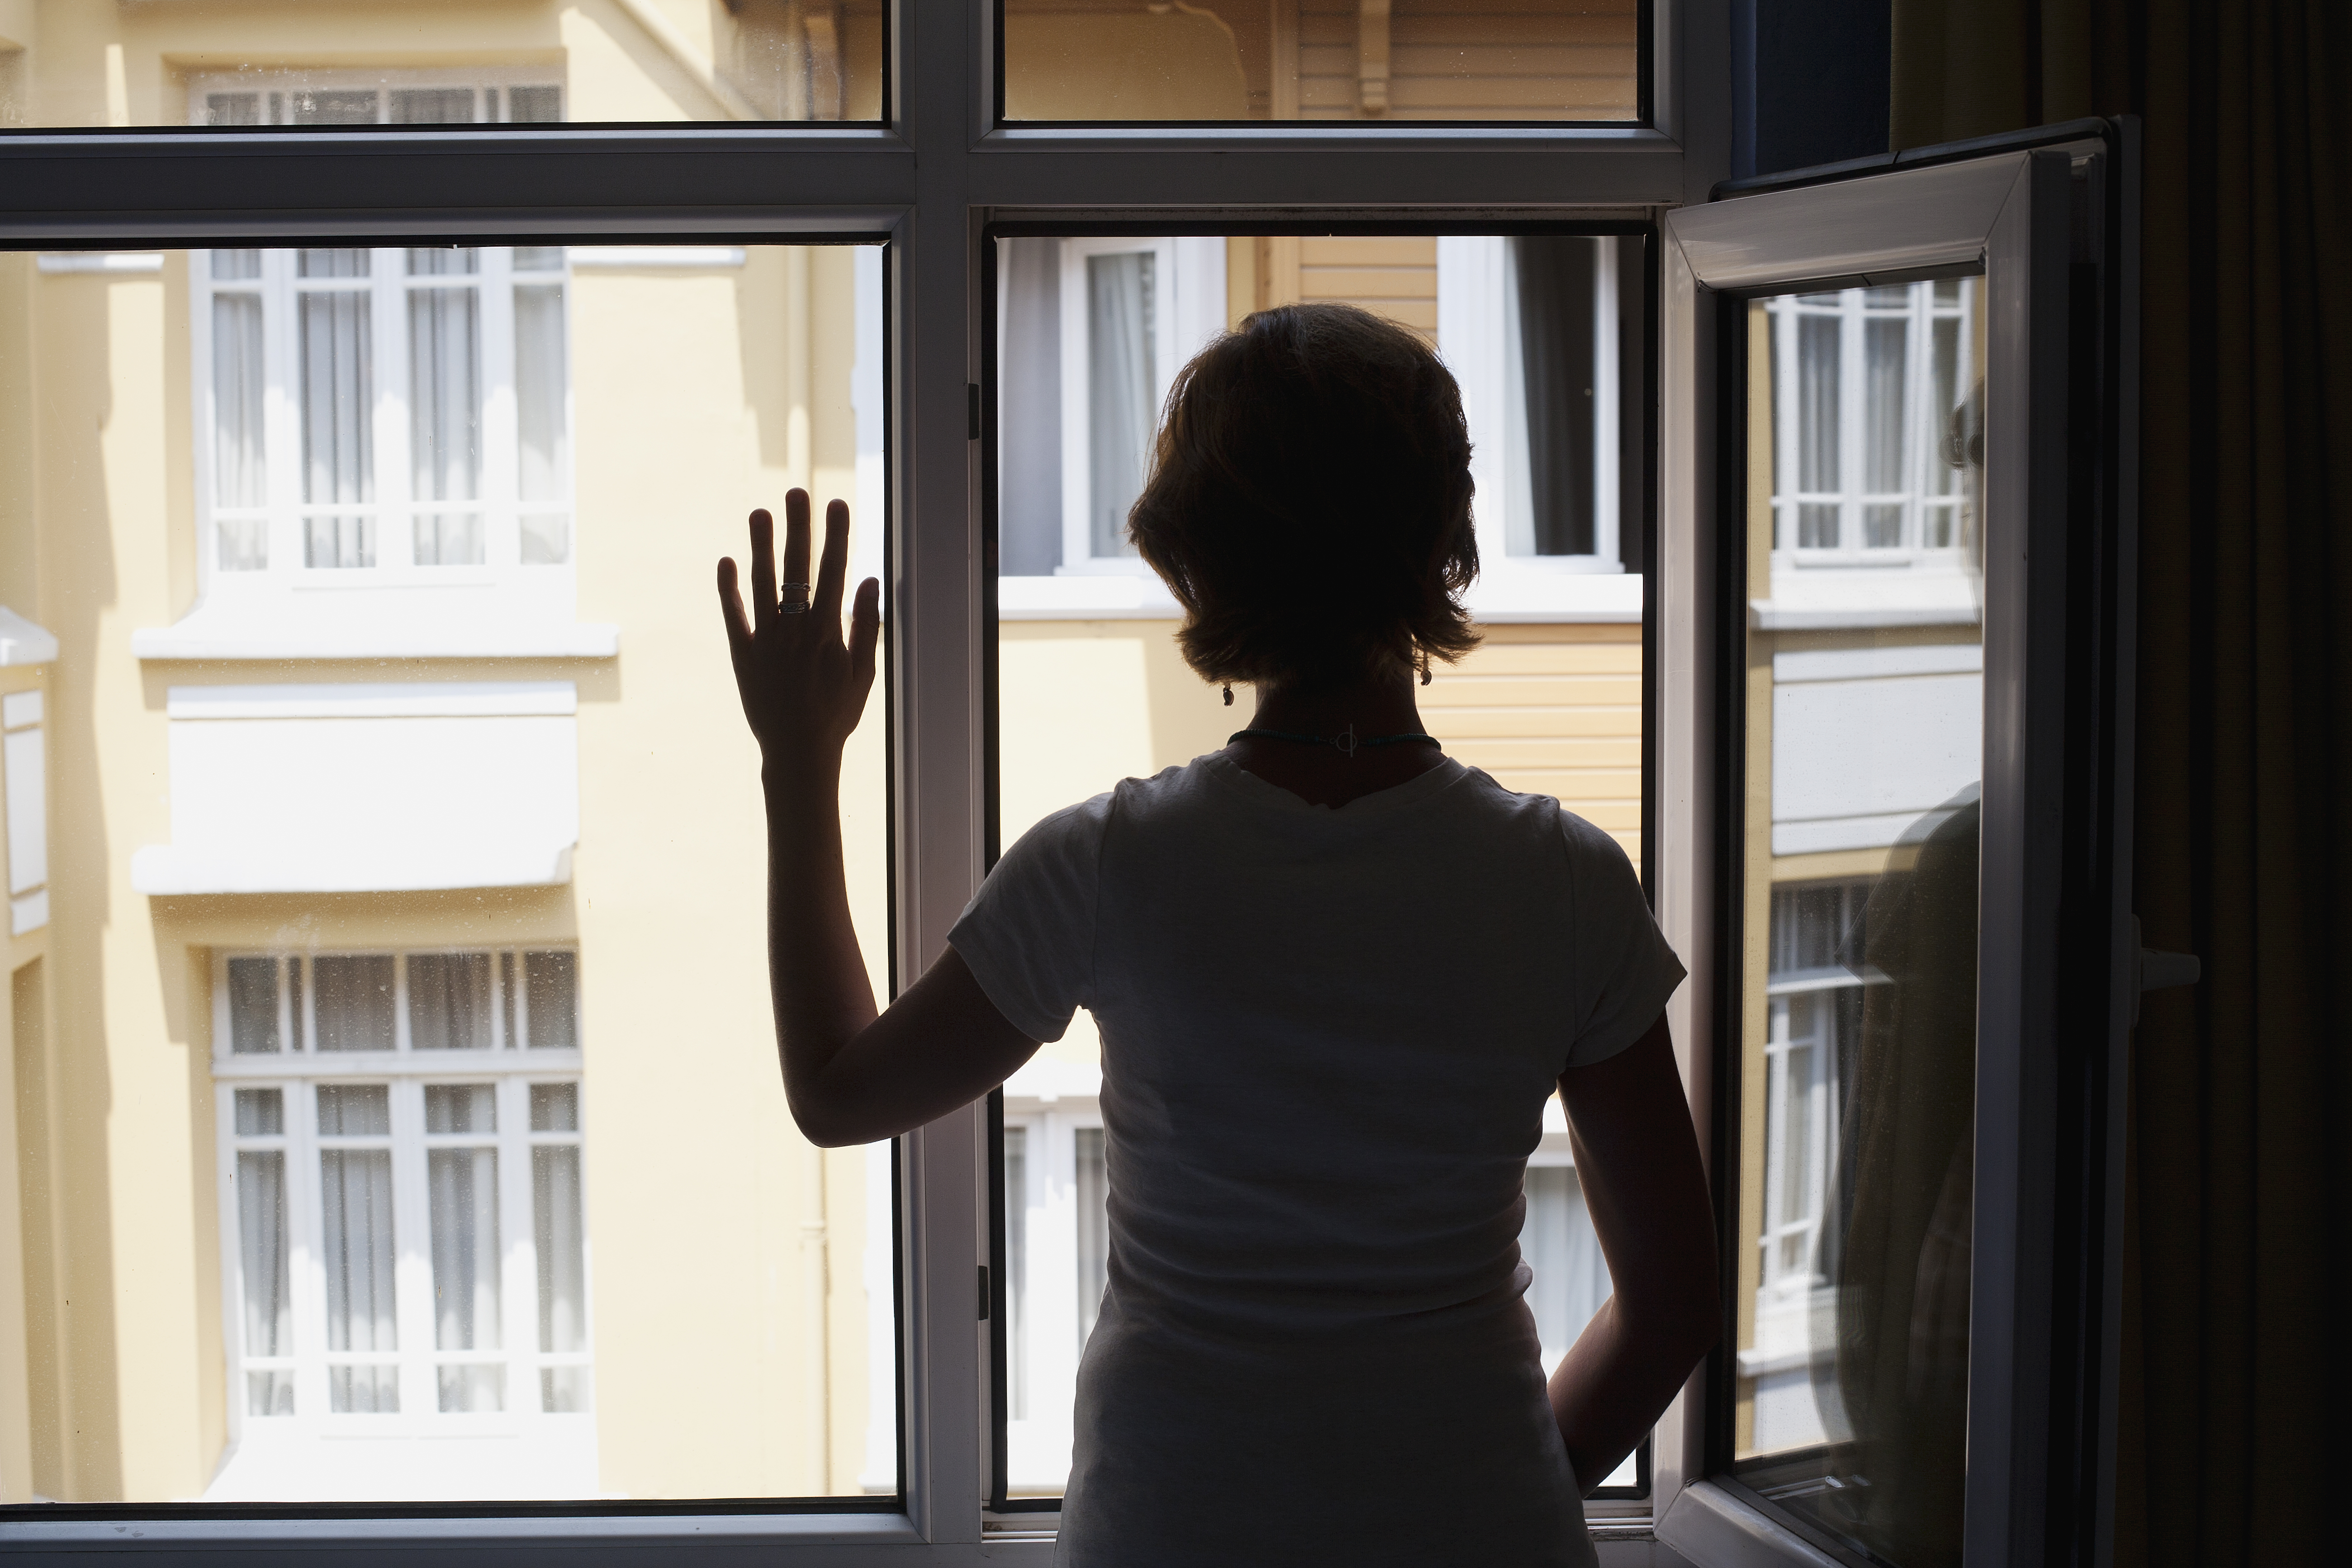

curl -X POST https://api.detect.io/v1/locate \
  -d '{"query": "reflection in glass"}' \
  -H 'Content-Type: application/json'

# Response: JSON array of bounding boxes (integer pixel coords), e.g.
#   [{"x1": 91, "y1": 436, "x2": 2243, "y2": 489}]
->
[
  {"x1": 1734, "y1": 283, "x2": 1986, "y2": 1567},
  {"x1": 1002, "y1": 0, "x2": 1640, "y2": 123}
]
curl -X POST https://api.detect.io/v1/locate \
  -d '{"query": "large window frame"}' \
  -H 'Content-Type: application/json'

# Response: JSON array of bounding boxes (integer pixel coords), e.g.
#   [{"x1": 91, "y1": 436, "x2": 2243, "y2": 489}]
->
[{"x1": 0, "y1": 5, "x2": 2121, "y2": 1565}]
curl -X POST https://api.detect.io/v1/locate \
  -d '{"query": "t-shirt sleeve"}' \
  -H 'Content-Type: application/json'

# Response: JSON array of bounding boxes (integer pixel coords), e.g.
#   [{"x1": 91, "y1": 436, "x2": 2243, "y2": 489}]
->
[
  {"x1": 946, "y1": 794, "x2": 1110, "y2": 1044},
  {"x1": 1560, "y1": 810, "x2": 1688, "y2": 1071}
]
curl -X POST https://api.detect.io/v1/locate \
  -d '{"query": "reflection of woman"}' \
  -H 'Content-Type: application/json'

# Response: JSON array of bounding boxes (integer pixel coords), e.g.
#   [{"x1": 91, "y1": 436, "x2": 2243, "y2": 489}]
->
[
  {"x1": 1814, "y1": 375, "x2": 1988, "y2": 1567},
  {"x1": 717, "y1": 304, "x2": 1719, "y2": 1565},
  {"x1": 1822, "y1": 791, "x2": 1978, "y2": 1568}
]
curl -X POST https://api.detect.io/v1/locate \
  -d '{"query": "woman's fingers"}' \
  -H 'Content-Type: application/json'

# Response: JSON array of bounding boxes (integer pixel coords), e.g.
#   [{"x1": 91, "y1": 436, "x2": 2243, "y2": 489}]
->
[
  {"x1": 748, "y1": 507, "x2": 778, "y2": 632},
  {"x1": 849, "y1": 577, "x2": 882, "y2": 691},
  {"x1": 781, "y1": 488, "x2": 813, "y2": 612},
  {"x1": 814, "y1": 498, "x2": 851, "y2": 625},
  {"x1": 717, "y1": 556, "x2": 752, "y2": 652}
]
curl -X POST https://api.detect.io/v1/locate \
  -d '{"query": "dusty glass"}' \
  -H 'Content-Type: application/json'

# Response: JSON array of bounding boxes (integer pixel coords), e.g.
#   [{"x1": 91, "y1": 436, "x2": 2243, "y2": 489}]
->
[
  {"x1": 1, "y1": 242, "x2": 893, "y2": 1503},
  {"x1": 1001, "y1": 0, "x2": 1640, "y2": 122},
  {"x1": 0, "y1": 1, "x2": 882, "y2": 128},
  {"x1": 1728, "y1": 279, "x2": 1984, "y2": 1568},
  {"x1": 991, "y1": 229, "x2": 1645, "y2": 1497}
]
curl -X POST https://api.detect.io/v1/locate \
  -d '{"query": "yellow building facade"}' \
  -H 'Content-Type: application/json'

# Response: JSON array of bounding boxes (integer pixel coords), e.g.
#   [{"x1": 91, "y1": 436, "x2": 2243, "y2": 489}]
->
[{"x1": 0, "y1": 0, "x2": 1650, "y2": 1506}]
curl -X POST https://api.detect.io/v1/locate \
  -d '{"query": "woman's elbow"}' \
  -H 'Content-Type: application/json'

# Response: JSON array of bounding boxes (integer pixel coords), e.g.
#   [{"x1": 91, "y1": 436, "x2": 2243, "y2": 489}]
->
[{"x1": 787, "y1": 1090, "x2": 871, "y2": 1149}]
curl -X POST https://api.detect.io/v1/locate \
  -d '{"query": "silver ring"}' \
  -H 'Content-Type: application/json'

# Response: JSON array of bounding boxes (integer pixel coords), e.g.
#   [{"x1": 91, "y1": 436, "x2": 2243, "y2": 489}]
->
[{"x1": 778, "y1": 583, "x2": 811, "y2": 615}]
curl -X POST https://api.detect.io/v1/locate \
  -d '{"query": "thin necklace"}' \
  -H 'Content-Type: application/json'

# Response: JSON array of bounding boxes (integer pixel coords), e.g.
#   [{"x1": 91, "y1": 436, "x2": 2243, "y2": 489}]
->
[{"x1": 1229, "y1": 722, "x2": 1439, "y2": 758}]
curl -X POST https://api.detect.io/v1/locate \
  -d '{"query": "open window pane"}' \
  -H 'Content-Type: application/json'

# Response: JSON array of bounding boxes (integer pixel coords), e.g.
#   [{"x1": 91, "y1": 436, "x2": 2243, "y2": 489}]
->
[
  {"x1": 0, "y1": 5, "x2": 881, "y2": 126},
  {"x1": 6, "y1": 243, "x2": 894, "y2": 1503},
  {"x1": 991, "y1": 228, "x2": 1647, "y2": 1500},
  {"x1": 1002, "y1": 0, "x2": 1640, "y2": 123},
  {"x1": 1730, "y1": 279, "x2": 1985, "y2": 1565}
]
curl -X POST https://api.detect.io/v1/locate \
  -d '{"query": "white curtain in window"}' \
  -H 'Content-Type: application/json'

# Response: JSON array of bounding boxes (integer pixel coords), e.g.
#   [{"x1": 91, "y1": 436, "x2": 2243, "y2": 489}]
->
[
  {"x1": 514, "y1": 279, "x2": 571, "y2": 564},
  {"x1": 1522, "y1": 1165, "x2": 1609, "y2": 1370},
  {"x1": 1085, "y1": 252, "x2": 1153, "y2": 559},
  {"x1": 211, "y1": 275, "x2": 267, "y2": 569},
  {"x1": 313, "y1": 955, "x2": 395, "y2": 1052},
  {"x1": 533, "y1": 1147, "x2": 587, "y2": 1353},
  {"x1": 1002, "y1": 1126, "x2": 1029, "y2": 1419},
  {"x1": 1075, "y1": 1126, "x2": 1109, "y2": 1345},
  {"x1": 318, "y1": 1087, "x2": 398, "y2": 1412},
  {"x1": 409, "y1": 249, "x2": 484, "y2": 565},
  {"x1": 1795, "y1": 312, "x2": 1840, "y2": 547},
  {"x1": 237, "y1": 1151, "x2": 291, "y2": 1357},
  {"x1": 298, "y1": 250, "x2": 375, "y2": 568},
  {"x1": 428, "y1": 1086, "x2": 502, "y2": 1412},
  {"x1": 408, "y1": 952, "x2": 492, "y2": 1052}
]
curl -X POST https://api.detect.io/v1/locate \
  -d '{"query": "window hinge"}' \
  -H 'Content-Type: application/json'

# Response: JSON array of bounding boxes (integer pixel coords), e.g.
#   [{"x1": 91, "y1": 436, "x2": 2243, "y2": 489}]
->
[
  {"x1": 967, "y1": 383, "x2": 981, "y2": 441},
  {"x1": 978, "y1": 1264, "x2": 991, "y2": 1321}
]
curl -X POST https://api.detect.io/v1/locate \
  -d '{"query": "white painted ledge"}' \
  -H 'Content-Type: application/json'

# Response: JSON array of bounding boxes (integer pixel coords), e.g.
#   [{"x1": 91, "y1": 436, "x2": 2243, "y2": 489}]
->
[
  {"x1": 38, "y1": 251, "x2": 164, "y2": 274},
  {"x1": 134, "y1": 841, "x2": 575, "y2": 896},
  {"x1": 134, "y1": 618, "x2": 619, "y2": 661},
  {"x1": 1656, "y1": 1480, "x2": 1848, "y2": 1568},
  {"x1": 0, "y1": 606, "x2": 58, "y2": 666}
]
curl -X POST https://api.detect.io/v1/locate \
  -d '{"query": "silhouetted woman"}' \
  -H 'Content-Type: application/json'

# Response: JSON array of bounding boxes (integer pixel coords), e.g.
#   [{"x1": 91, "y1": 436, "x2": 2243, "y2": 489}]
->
[{"x1": 718, "y1": 303, "x2": 1718, "y2": 1567}]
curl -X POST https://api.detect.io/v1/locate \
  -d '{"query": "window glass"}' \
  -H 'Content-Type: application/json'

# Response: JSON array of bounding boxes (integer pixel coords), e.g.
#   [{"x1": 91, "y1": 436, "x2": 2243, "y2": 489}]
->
[
  {"x1": 1001, "y1": 0, "x2": 1640, "y2": 123},
  {"x1": 0, "y1": 6, "x2": 882, "y2": 127},
  {"x1": 5, "y1": 243, "x2": 893, "y2": 1504},
  {"x1": 1728, "y1": 281, "x2": 1985, "y2": 1564},
  {"x1": 991, "y1": 229, "x2": 1645, "y2": 1498}
]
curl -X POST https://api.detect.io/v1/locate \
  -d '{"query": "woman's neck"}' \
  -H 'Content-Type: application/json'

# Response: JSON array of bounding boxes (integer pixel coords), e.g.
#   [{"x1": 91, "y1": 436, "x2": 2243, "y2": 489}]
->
[{"x1": 1223, "y1": 669, "x2": 1447, "y2": 809}]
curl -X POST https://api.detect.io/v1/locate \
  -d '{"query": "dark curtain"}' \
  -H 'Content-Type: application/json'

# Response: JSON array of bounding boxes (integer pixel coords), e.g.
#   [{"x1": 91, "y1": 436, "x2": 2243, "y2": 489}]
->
[{"x1": 1887, "y1": 3, "x2": 2352, "y2": 1564}]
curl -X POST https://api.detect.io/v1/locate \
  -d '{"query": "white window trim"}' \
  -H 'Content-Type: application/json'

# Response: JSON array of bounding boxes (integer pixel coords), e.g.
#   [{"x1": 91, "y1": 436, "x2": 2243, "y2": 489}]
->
[
  {"x1": 1052, "y1": 235, "x2": 1225, "y2": 576},
  {"x1": 209, "y1": 948, "x2": 592, "y2": 1497}
]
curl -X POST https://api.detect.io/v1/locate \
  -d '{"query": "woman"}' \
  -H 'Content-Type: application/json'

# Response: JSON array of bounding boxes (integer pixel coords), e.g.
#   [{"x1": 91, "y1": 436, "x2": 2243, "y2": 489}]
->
[{"x1": 717, "y1": 303, "x2": 1718, "y2": 1565}]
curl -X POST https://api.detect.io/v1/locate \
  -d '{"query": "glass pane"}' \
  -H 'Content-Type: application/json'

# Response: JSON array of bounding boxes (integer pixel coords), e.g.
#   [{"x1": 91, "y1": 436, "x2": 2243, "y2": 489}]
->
[
  {"x1": 1732, "y1": 282, "x2": 1986, "y2": 1566},
  {"x1": 1002, "y1": 0, "x2": 1640, "y2": 123},
  {"x1": 226, "y1": 957, "x2": 281, "y2": 1053},
  {"x1": 12, "y1": 243, "x2": 891, "y2": 1502},
  {"x1": 2, "y1": 8, "x2": 881, "y2": 125},
  {"x1": 409, "y1": 953, "x2": 494, "y2": 1051},
  {"x1": 991, "y1": 230, "x2": 1649, "y2": 1498},
  {"x1": 313, "y1": 956, "x2": 396, "y2": 1052},
  {"x1": 523, "y1": 950, "x2": 579, "y2": 1049}
]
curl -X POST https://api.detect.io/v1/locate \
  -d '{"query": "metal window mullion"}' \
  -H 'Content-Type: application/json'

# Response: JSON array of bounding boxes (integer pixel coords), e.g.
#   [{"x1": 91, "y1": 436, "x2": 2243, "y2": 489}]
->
[{"x1": 893, "y1": 0, "x2": 986, "y2": 1544}]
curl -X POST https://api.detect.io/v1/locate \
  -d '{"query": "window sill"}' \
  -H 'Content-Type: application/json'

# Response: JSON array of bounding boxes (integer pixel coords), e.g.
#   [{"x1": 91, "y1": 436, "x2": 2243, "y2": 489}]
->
[
  {"x1": 0, "y1": 1509, "x2": 927, "y2": 1553},
  {"x1": 1656, "y1": 1480, "x2": 1847, "y2": 1568},
  {"x1": 133, "y1": 614, "x2": 620, "y2": 661}
]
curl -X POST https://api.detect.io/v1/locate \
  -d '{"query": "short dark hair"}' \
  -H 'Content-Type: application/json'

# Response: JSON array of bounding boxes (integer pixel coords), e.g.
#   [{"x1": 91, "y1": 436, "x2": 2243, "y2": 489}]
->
[{"x1": 1128, "y1": 301, "x2": 1480, "y2": 689}]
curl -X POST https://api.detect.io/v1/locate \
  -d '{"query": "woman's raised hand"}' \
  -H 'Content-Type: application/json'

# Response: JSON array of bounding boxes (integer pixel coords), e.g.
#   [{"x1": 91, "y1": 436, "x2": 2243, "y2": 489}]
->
[{"x1": 717, "y1": 490, "x2": 882, "y2": 768}]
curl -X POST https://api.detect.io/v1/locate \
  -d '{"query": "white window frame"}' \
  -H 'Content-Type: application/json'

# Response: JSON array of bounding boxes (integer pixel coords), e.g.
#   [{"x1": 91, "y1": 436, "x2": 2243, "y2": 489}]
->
[
  {"x1": 209, "y1": 947, "x2": 591, "y2": 1494},
  {"x1": 1053, "y1": 234, "x2": 1225, "y2": 575},
  {"x1": 1766, "y1": 279, "x2": 1978, "y2": 568},
  {"x1": 189, "y1": 245, "x2": 575, "y2": 612}
]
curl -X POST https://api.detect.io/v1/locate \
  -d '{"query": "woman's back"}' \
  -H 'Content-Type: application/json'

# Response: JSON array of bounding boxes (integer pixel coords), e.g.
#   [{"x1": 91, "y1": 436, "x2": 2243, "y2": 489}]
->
[{"x1": 951, "y1": 753, "x2": 1682, "y2": 1564}]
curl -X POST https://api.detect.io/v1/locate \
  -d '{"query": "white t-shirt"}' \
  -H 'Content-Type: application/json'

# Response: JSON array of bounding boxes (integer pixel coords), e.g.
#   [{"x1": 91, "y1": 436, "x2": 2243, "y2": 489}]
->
[{"x1": 951, "y1": 752, "x2": 1684, "y2": 1566}]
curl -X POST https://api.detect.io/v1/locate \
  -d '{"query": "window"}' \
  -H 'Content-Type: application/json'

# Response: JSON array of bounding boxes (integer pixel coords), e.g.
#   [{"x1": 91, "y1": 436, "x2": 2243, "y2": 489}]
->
[
  {"x1": 212, "y1": 948, "x2": 590, "y2": 1497},
  {"x1": 194, "y1": 246, "x2": 574, "y2": 591},
  {"x1": 190, "y1": 72, "x2": 564, "y2": 128},
  {"x1": 1766, "y1": 282, "x2": 1979, "y2": 564}
]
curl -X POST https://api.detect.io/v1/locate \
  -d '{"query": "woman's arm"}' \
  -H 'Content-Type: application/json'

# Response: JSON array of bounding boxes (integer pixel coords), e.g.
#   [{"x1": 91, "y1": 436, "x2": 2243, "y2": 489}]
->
[
  {"x1": 1548, "y1": 1011, "x2": 1720, "y2": 1493},
  {"x1": 720, "y1": 492, "x2": 1040, "y2": 1147}
]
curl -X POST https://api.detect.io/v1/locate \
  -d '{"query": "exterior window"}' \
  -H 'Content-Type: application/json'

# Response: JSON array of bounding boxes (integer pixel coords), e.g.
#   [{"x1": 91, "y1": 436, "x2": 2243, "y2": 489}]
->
[
  {"x1": 213, "y1": 948, "x2": 588, "y2": 1490},
  {"x1": 193, "y1": 246, "x2": 573, "y2": 591},
  {"x1": 190, "y1": 74, "x2": 563, "y2": 128},
  {"x1": 1767, "y1": 281, "x2": 1978, "y2": 562},
  {"x1": 2, "y1": 688, "x2": 47, "y2": 934}
]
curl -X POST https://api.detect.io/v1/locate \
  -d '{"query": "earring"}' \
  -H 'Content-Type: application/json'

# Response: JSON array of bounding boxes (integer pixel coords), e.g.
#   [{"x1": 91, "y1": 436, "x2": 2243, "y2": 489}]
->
[
  {"x1": 1418, "y1": 655, "x2": 1432, "y2": 687},
  {"x1": 1223, "y1": 684, "x2": 1234, "y2": 706}
]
